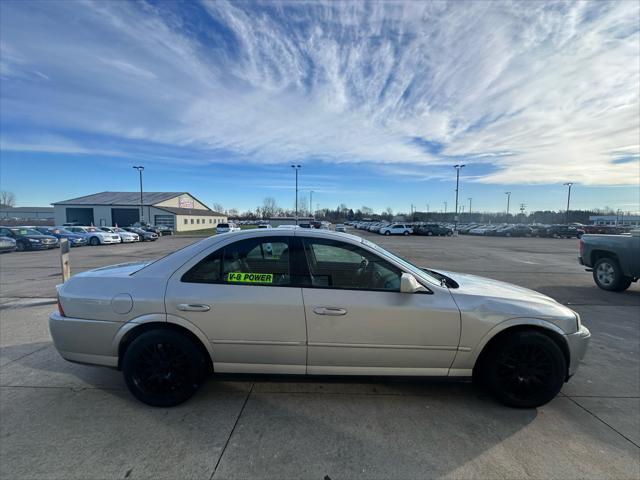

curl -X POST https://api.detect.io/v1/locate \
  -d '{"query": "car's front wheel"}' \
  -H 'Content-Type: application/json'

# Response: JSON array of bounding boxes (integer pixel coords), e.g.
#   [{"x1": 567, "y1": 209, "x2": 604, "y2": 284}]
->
[
  {"x1": 122, "y1": 330, "x2": 208, "y2": 407},
  {"x1": 480, "y1": 331, "x2": 566, "y2": 408},
  {"x1": 89, "y1": 236, "x2": 100, "y2": 246},
  {"x1": 16, "y1": 240, "x2": 28, "y2": 252},
  {"x1": 593, "y1": 257, "x2": 631, "y2": 292},
  {"x1": 384, "y1": 231, "x2": 390, "y2": 236}
]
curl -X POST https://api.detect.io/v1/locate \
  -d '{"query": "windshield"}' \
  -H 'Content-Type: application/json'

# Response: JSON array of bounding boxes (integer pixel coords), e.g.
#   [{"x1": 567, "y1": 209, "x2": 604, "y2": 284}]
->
[
  {"x1": 11, "y1": 228, "x2": 41, "y2": 236},
  {"x1": 361, "y1": 238, "x2": 441, "y2": 286}
]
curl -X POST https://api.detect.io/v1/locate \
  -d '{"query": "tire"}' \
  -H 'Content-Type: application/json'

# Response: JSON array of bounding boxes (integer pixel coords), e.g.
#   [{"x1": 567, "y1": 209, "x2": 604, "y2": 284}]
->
[
  {"x1": 481, "y1": 331, "x2": 566, "y2": 408},
  {"x1": 593, "y1": 257, "x2": 631, "y2": 292},
  {"x1": 403, "y1": 231, "x2": 409, "y2": 236},
  {"x1": 122, "y1": 330, "x2": 208, "y2": 407},
  {"x1": 446, "y1": 231, "x2": 453, "y2": 236},
  {"x1": 427, "y1": 231, "x2": 433, "y2": 236},
  {"x1": 89, "y1": 236, "x2": 100, "y2": 246},
  {"x1": 16, "y1": 241, "x2": 27, "y2": 252},
  {"x1": 384, "y1": 231, "x2": 390, "y2": 236}
]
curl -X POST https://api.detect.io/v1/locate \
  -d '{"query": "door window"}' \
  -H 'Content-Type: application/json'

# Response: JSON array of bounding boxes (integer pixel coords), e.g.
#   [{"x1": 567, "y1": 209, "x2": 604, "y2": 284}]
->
[
  {"x1": 301, "y1": 238, "x2": 401, "y2": 291},
  {"x1": 182, "y1": 237, "x2": 290, "y2": 286}
]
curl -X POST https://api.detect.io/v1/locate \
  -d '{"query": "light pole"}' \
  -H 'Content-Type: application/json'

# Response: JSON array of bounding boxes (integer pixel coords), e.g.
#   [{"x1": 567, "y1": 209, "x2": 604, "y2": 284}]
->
[
  {"x1": 309, "y1": 190, "x2": 314, "y2": 218},
  {"x1": 453, "y1": 164, "x2": 466, "y2": 231},
  {"x1": 411, "y1": 204, "x2": 415, "y2": 222},
  {"x1": 426, "y1": 204, "x2": 429, "y2": 215},
  {"x1": 468, "y1": 197, "x2": 472, "y2": 216},
  {"x1": 443, "y1": 201, "x2": 448, "y2": 217},
  {"x1": 133, "y1": 166, "x2": 144, "y2": 223},
  {"x1": 505, "y1": 192, "x2": 511, "y2": 220},
  {"x1": 563, "y1": 182, "x2": 573, "y2": 225},
  {"x1": 291, "y1": 165, "x2": 301, "y2": 225}
]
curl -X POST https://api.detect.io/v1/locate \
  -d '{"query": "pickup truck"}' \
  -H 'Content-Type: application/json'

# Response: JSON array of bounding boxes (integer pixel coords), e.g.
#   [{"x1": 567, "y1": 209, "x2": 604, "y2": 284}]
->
[{"x1": 579, "y1": 230, "x2": 640, "y2": 291}]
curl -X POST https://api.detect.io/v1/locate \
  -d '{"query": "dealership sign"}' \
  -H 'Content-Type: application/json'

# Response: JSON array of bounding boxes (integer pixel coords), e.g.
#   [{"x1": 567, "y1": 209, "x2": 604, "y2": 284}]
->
[{"x1": 178, "y1": 196, "x2": 194, "y2": 209}]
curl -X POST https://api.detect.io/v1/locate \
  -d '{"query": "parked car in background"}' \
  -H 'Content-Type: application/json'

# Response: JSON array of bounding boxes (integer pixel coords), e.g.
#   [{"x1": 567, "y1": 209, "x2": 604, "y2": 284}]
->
[
  {"x1": 132, "y1": 222, "x2": 173, "y2": 236},
  {"x1": 124, "y1": 227, "x2": 158, "y2": 241},
  {"x1": 416, "y1": 223, "x2": 453, "y2": 236},
  {"x1": 65, "y1": 226, "x2": 121, "y2": 246},
  {"x1": 35, "y1": 227, "x2": 87, "y2": 247},
  {"x1": 216, "y1": 223, "x2": 241, "y2": 234},
  {"x1": 335, "y1": 224, "x2": 346, "y2": 232},
  {"x1": 0, "y1": 236, "x2": 17, "y2": 253},
  {"x1": 494, "y1": 225, "x2": 533, "y2": 237},
  {"x1": 379, "y1": 223, "x2": 413, "y2": 236},
  {"x1": 100, "y1": 227, "x2": 139, "y2": 243},
  {"x1": 579, "y1": 230, "x2": 640, "y2": 291},
  {"x1": 537, "y1": 225, "x2": 579, "y2": 238},
  {"x1": 257, "y1": 224, "x2": 273, "y2": 229},
  {"x1": 576, "y1": 225, "x2": 622, "y2": 238},
  {"x1": 298, "y1": 223, "x2": 312, "y2": 229},
  {"x1": 0, "y1": 227, "x2": 58, "y2": 251}
]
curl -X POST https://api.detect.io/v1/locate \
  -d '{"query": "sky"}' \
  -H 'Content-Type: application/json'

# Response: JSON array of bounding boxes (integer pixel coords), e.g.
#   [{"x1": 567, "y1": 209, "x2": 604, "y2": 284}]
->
[{"x1": 0, "y1": 0, "x2": 639, "y2": 214}]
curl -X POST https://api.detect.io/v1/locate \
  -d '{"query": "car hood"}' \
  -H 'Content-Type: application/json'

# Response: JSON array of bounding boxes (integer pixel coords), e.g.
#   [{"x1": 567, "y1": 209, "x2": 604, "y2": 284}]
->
[
  {"x1": 75, "y1": 261, "x2": 151, "y2": 278},
  {"x1": 432, "y1": 269, "x2": 578, "y2": 327}
]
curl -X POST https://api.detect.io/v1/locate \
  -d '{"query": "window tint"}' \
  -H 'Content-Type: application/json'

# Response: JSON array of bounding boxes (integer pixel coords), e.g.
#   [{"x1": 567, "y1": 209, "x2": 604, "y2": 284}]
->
[
  {"x1": 182, "y1": 237, "x2": 290, "y2": 286},
  {"x1": 301, "y1": 238, "x2": 401, "y2": 291}
]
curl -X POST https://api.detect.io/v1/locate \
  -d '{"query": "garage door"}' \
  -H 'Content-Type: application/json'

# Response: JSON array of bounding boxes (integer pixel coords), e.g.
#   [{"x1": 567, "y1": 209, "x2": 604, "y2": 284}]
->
[
  {"x1": 66, "y1": 208, "x2": 94, "y2": 225},
  {"x1": 154, "y1": 214, "x2": 175, "y2": 229},
  {"x1": 111, "y1": 208, "x2": 140, "y2": 227}
]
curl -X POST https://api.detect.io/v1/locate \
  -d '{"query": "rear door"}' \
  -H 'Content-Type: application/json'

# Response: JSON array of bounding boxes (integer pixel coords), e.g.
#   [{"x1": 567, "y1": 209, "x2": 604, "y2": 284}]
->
[{"x1": 165, "y1": 235, "x2": 307, "y2": 374}]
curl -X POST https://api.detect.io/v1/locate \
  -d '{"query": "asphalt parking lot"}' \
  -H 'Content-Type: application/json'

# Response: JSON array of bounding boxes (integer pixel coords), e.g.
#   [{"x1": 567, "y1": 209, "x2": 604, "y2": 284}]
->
[{"x1": 1, "y1": 231, "x2": 638, "y2": 479}]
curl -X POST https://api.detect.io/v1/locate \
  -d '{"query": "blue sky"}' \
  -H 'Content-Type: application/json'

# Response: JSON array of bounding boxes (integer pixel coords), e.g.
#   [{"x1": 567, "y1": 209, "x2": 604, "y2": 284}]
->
[{"x1": 0, "y1": 0, "x2": 639, "y2": 214}]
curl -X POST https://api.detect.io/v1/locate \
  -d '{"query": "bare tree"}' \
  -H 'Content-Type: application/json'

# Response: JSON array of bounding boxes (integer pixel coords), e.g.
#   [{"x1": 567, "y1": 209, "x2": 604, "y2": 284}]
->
[
  {"x1": 298, "y1": 197, "x2": 308, "y2": 216},
  {"x1": 211, "y1": 203, "x2": 224, "y2": 213},
  {"x1": 262, "y1": 197, "x2": 279, "y2": 218},
  {"x1": 0, "y1": 191, "x2": 15, "y2": 208}
]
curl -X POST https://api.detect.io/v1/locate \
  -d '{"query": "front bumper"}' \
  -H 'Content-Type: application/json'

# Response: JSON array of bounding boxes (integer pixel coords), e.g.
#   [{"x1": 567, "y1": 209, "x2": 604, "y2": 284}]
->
[
  {"x1": 49, "y1": 312, "x2": 120, "y2": 367},
  {"x1": 29, "y1": 242, "x2": 58, "y2": 249},
  {"x1": 101, "y1": 238, "x2": 121, "y2": 244},
  {"x1": 565, "y1": 324, "x2": 591, "y2": 377}
]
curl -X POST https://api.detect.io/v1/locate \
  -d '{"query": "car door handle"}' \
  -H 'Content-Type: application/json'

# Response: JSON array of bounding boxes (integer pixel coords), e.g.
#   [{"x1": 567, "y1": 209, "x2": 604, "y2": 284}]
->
[
  {"x1": 313, "y1": 307, "x2": 347, "y2": 316},
  {"x1": 177, "y1": 303, "x2": 211, "y2": 312}
]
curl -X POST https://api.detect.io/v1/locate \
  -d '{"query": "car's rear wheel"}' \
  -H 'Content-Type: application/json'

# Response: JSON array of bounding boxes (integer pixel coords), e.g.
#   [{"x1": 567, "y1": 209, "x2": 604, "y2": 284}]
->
[
  {"x1": 403, "y1": 231, "x2": 409, "y2": 236},
  {"x1": 122, "y1": 330, "x2": 208, "y2": 407},
  {"x1": 16, "y1": 241, "x2": 27, "y2": 252},
  {"x1": 384, "y1": 231, "x2": 390, "y2": 236},
  {"x1": 481, "y1": 331, "x2": 566, "y2": 408},
  {"x1": 89, "y1": 236, "x2": 100, "y2": 246},
  {"x1": 593, "y1": 257, "x2": 631, "y2": 292},
  {"x1": 427, "y1": 231, "x2": 433, "y2": 236}
]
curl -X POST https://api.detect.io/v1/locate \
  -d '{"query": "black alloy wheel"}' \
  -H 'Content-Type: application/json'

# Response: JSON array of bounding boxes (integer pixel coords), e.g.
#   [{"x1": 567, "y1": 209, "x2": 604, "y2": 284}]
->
[
  {"x1": 482, "y1": 331, "x2": 566, "y2": 408},
  {"x1": 122, "y1": 330, "x2": 208, "y2": 407}
]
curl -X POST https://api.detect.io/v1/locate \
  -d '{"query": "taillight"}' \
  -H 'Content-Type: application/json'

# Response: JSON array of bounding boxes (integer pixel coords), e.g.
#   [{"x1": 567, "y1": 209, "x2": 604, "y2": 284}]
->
[{"x1": 57, "y1": 295, "x2": 66, "y2": 317}]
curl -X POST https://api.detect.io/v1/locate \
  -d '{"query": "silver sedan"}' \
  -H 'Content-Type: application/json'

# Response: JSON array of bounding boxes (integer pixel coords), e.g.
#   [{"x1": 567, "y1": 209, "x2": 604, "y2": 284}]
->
[{"x1": 50, "y1": 229, "x2": 590, "y2": 407}]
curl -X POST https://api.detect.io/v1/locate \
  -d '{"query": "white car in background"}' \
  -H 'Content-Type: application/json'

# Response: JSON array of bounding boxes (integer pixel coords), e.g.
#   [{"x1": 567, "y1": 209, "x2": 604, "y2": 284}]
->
[
  {"x1": 66, "y1": 226, "x2": 121, "y2": 246},
  {"x1": 335, "y1": 224, "x2": 346, "y2": 232},
  {"x1": 257, "y1": 224, "x2": 273, "y2": 229},
  {"x1": 379, "y1": 224, "x2": 413, "y2": 236},
  {"x1": 216, "y1": 223, "x2": 241, "y2": 234},
  {"x1": 100, "y1": 227, "x2": 139, "y2": 243}
]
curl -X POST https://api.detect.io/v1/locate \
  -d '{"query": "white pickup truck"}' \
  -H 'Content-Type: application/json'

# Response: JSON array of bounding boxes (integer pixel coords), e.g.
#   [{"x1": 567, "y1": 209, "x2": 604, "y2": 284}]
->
[{"x1": 579, "y1": 230, "x2": 640, "y2": 291}]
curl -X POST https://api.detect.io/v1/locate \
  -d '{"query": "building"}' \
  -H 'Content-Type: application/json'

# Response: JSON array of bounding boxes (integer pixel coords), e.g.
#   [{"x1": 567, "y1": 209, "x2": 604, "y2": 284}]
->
[
  {"x1": 53, "y1": 192, "x2": 226, "y2": 232},
  {"x1": 589, "y1": 215, "x2": 640, "y2": 227},
  {"x1": 0, "y1": 206, "x2": 54, "y2": 220}
]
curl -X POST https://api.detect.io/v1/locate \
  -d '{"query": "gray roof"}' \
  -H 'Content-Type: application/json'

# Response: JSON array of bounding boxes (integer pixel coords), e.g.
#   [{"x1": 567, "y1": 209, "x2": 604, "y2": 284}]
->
[
  {"x1": 53, "y1": 191, "x2": 187, "y2": 206},
  {"x1": 156, "y1": 206, "x2": 225, "y2": 217}
]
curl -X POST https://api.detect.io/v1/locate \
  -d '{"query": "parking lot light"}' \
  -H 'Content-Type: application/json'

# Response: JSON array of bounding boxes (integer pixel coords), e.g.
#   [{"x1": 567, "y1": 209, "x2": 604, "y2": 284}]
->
[
  {"x1": 453, "y1": 164, "x2": 466, "y2": 231},
  {"x1": 564, "y1": 182, "x2": 574, "y2": 224},
  {"x1": 291, "y1": 165, "x2": 301, "y2": 225},
  {"x1": 133, "y1": 166, "x2": 145, "y2": 223}
]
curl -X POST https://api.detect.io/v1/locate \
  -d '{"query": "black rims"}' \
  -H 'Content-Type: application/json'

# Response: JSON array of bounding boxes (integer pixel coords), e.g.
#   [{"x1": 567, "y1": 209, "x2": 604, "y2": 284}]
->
[
  {"x1": 122, "y1": 330, "x2": 208, "y2": 407},
  {"x1": 482, "y1": 331, "x2": 566, "y2": 408}
]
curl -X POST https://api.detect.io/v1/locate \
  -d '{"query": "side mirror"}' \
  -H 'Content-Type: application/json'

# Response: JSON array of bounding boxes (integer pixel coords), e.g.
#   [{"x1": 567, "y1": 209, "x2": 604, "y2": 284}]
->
[{"x1": 400, "y1": 273, "x2": 427, "y2": 293}]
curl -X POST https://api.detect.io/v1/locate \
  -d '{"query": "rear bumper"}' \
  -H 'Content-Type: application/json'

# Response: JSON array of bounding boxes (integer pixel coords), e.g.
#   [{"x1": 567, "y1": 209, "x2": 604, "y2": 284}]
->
[
  {"x1": 49, "y1": 312, "x2": 120, "y2": 367},
  {"x1": 566, "y1": 325, "x2": 591, "y2": 377}
]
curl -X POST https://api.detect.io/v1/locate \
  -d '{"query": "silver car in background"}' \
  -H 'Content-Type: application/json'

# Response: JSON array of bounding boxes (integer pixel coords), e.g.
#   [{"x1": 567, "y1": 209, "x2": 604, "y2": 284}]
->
[
  {"x1": 100, "y1": 226, "x2": 139, "y2": 243},
  {"x1": 50, "y1": 229, "x2": 590, "y2": 408}
]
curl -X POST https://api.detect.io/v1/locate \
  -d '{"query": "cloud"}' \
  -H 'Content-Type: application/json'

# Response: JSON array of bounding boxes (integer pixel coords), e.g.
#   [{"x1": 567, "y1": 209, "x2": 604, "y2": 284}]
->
[{"x1": 0, "y1": 0, "x2": 638, "y2": 185}]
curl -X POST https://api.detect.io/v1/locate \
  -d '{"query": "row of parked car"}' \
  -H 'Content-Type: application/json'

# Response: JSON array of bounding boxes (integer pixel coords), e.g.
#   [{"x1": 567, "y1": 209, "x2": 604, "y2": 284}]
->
[
  {"x1": 0, "y1": 222, "x2": 172, "y2": 252},
  {"x1": 349, "y1": 221, "x2": 631, "y2": 239}
]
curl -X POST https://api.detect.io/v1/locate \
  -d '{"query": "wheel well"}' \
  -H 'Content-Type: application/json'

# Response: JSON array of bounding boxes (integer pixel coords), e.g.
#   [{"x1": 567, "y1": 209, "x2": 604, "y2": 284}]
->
[
  {"x1": 117, "y1": 322, "x2": 213, "y2": 372},
  {"x1": 591, "y1": 249, "x2": 618, "y2": 266},
  {"x1": 473, "y1": 325, "x2": 570, "y2": 379}
]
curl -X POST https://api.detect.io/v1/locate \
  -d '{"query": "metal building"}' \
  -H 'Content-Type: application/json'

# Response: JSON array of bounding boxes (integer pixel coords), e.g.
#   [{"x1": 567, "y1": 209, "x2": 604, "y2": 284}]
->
[{"x1": 52, "y1": 192, "x2": 226, "y2": 232}]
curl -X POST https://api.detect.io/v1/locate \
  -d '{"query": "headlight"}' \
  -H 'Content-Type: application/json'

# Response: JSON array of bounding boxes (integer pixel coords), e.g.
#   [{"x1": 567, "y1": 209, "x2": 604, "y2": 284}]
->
[{"x1": 29, "y1": 238, "x2": 41, "y2": 243}]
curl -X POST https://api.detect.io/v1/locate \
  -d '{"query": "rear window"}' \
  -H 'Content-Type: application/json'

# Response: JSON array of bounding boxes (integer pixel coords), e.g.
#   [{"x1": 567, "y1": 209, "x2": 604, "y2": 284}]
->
[{"x1": 217, "y1": 223, "x2": 229, "y2": 228}]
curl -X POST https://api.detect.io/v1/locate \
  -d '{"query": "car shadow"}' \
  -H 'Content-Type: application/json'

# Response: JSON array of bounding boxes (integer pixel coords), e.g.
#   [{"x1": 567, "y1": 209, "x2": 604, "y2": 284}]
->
[{"x1": 536, "y1": 284, "x2": 640, "y2": 306}]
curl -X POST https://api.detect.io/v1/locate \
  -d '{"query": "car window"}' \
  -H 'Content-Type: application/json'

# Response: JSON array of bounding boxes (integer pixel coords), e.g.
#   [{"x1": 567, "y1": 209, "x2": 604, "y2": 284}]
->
[
  {"x1": 182, "y1": 237, "x2": 290, "y2": 286},
  {"x1": 301, "y1": 238, "x2": 401, "y2": 291},
  {"x1": 11, "y1": 228, "x2": 40, "y2": 235}
]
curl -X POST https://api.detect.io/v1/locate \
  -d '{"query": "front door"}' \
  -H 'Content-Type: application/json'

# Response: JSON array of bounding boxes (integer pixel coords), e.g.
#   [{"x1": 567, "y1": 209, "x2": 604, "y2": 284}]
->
[
  {"x1": 165, "y1": 235, "x2": 307, "y2": 374},
  {"x1": 298, "y1": 237, "x2": 461, "y2": 376}
]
